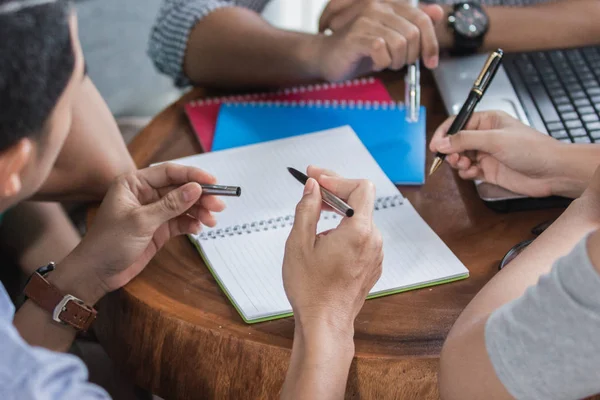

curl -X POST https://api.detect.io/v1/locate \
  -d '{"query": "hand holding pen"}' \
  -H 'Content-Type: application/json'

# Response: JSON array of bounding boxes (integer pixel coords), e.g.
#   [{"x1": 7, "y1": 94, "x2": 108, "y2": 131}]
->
[
  {"x1": 429, "y1": 49, "x2": 504, "y2": 176},
  {"x1": 289, "y1": 167, "x2": 354, "y2": 217}
]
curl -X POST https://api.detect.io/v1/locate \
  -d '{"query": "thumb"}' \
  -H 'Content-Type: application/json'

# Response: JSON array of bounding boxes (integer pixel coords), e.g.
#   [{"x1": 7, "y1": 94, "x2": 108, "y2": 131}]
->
[
  {"x1": 437, "y1": 130, "x2": 500, "y2": 154},
  {"x1": 289, "y1": 178, "x2": 322, "y2": 246},
  {"x1": 420, "y1": 4, "x2": 445, "y2": 23},
  {"x1": 144, "y1": 182, "x2": 203, "y2": 228}
]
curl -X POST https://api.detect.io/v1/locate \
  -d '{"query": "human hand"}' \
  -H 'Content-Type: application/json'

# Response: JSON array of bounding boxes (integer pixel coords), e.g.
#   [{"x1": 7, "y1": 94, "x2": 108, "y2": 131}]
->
[
  {"x1": 315, "y1": 0, "x2": 444, "y2": 82},
  {"x1": 67, "y1": 163, "x2": 226, "y2": 301},
  {"x1": 283, "y1": 166, "x2": 383, "y2": 336},
  {"x1": 428, "y1": 110, "x2": 574, "y2": 198}
]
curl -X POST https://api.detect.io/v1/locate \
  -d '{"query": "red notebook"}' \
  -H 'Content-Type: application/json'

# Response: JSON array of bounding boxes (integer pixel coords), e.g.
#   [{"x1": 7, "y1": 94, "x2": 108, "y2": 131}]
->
[{"x1": 184, "y1": 77, "x2": 393, "y2": 151}]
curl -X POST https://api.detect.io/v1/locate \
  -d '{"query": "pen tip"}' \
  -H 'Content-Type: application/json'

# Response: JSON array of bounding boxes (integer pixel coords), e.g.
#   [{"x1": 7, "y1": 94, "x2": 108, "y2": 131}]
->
[{"x1": 429, "y1": 158, "x2": 443, "y2": 176}]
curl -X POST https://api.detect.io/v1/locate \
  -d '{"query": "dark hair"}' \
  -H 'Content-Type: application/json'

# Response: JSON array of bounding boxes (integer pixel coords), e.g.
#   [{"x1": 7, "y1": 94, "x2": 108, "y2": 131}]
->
[{"x1": 0, "y1": 0, "x2": 74, "y2": 152}]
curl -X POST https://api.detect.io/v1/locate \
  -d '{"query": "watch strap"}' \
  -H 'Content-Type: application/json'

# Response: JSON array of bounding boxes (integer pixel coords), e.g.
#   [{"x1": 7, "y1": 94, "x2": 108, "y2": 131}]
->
[{"x1": 23, "y1": 272, "x2": 97, "y2": 331}]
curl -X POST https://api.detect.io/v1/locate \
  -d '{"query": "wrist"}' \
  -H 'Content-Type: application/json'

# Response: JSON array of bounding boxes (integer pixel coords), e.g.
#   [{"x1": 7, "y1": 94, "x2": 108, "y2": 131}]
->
[
  {"x1": 295, "y1": 307, "x2": 356, "y2": 345},
  {"x1": 294, "y1": 316, "x2": 355, "y2": 362},
  {"x1": 47, "y1": 250, "x2": 107, "y2": 306},
  {"x1": 295, "y1": 34, "x2": 327, "y2": 80}
]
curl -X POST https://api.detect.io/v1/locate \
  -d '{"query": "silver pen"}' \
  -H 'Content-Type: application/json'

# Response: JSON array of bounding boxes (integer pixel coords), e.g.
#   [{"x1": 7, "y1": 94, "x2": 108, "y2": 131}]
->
[
  {"x1": 288, "y1": 167, "x2": 354, "y2": 218},
  {"x1": 201, "y1": 184, "x2": 241, "y2": 197},
  {"x1": 405, "y1": 0, "x2": 421, "y2": 123}
]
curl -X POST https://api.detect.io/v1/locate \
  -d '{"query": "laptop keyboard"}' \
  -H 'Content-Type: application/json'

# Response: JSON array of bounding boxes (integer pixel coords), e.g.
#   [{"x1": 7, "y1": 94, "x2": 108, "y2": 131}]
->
[{"x1": 506, "y1": 47, "x2": 600, "y2": 143}]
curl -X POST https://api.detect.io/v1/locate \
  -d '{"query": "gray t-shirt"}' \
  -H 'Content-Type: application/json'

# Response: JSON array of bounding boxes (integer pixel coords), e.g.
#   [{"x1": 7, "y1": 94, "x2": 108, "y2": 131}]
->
[{"x1": 486, "y1": 235, "x2": 600, "y2": 400}]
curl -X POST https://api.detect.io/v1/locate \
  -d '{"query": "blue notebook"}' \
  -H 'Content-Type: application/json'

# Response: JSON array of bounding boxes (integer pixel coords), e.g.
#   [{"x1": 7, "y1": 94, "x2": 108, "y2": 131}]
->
[{"x1": 212, "y1": 101, "x2": 426, "y2": 184}]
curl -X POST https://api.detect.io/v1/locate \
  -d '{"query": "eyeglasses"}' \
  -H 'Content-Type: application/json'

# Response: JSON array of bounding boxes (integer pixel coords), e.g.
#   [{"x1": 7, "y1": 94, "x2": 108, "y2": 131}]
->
[{"x1": 498, "y1": 219, "x2": 555, "y2": 270}]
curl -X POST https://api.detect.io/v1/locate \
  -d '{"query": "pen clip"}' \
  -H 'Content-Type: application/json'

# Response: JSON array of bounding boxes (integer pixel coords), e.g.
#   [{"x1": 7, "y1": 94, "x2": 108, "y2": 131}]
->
[{"x1": 472, "y1": 49, "x2": 504, "y2": 96}]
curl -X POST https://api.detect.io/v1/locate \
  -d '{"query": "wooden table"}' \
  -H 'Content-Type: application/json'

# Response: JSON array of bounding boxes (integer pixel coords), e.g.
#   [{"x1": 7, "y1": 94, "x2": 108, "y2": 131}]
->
[{"x1": 95, "y1": 71, "x2": 563, "y2": 400}]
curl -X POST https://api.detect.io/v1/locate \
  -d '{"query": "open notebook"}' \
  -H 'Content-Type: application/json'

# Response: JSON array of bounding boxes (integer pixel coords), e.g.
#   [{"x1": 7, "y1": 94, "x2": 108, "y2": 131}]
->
[{"x1": 165, "y1": 126, "x2": 469, "y2": 323}]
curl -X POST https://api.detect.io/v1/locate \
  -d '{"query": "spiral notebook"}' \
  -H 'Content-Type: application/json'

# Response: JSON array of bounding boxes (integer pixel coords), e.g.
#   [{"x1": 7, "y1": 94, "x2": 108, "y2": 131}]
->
[
  {"x1": 212, "y1": 101, "x2": 426, "y2": 184},
  {"x1": 164, "y1": 126, "x2": 469, "y2": 323},
  {"x1": 184, "y1": 77, "x2": 392, "y2": 151}
]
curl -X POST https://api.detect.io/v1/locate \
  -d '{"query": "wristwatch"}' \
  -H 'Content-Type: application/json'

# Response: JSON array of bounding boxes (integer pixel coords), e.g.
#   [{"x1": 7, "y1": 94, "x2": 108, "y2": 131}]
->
[
  {"x1": 23, "y1": 262, "x2": 97, "y2": 331},
  {"x1": 447, "y1": 2, "x2": 490, "y2": 56}
]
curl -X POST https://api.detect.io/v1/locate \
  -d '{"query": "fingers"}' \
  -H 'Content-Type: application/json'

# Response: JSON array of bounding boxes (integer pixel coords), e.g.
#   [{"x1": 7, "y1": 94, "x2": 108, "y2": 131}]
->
[
  {"x1": 289, "y1": 178, "x2": 323, "y2": 247},
  {"x1": 369, "y1": 37, "x2": 393, "y2": 71},
  {"x1": 143, "y1": 182, "x2": 203, "y2": 228},
  {"x1": 320, "y1": 0, "x2": 364, "y2": 32},
  {"x1": 341, "y1": 179, "x2": 377, "y2": 225},
  {"x1": 416, "y1": 4, "x2": 443, "y2": 68},
  {"x1": 307, "y1": 165, "x2": 342, "y2": 179},
  {"x1": 158, "y1": 184, "x2": 226, "y2": 212},
  {"x1": 186, "y1": 204, "x2": 217, "y2": 227},
  {"x1": 323, "y1": 1, "x2": 441, "y2": 70},
  {"x1": 136, "y1": 163, "x2": 217, "y2": 190},
  {"x1": 431, "y1": 111, "x2": 517, "y2": 152},
  {"x1": 458, "y1": 165, "x2": 483, "y2": 181},
  {"x1": 169, "y1": 214, "x2": 203, "y2": 237}
]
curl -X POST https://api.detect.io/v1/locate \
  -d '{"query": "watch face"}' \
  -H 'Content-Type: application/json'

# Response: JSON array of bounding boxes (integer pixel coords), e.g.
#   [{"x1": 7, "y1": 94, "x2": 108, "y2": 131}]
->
[{"x1": 450, "y1": 3, "x2": 489, "y2": 38}]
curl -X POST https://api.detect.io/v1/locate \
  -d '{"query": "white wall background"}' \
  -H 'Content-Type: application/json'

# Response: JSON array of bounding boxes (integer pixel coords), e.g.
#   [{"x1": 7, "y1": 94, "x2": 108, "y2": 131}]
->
[{"x1": 262, "y1": 0, "x2": 330, "y2": 33}]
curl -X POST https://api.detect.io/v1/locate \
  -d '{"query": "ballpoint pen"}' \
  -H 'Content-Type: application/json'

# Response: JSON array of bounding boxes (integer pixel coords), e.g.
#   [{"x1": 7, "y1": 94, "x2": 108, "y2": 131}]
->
[
  {"x1": 429, "y1": 48, "x2": 504, "y2": 176},
  {"x1": 405, "y1": 0, "x2": 420, "y2": 123},
  {"x1": 287, "y1": 167, "x2": 354, "y2": 217}
]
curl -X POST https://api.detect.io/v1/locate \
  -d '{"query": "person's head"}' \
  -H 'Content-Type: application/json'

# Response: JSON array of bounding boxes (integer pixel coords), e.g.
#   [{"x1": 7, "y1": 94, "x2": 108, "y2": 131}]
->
[{"x1": 0, "y1": 0, "x2": 84, "y2": 209}]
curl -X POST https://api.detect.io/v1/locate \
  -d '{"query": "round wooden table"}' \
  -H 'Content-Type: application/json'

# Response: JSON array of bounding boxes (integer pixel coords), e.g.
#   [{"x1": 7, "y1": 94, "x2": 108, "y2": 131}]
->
[{"x1": 95, "y1": 71, "x2": 563, "y2": 400}]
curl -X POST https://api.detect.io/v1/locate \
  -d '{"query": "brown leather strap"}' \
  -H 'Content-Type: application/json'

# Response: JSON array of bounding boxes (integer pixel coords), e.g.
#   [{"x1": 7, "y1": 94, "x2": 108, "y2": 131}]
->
[{"x1": 23, "y1": 273, "x2": 97, "y2": 331}]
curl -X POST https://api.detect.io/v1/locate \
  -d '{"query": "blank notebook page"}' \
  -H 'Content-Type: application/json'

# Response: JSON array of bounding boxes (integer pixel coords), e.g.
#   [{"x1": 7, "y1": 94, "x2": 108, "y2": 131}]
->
[{"x1": 165, "y1": 126, "x2": 468, "y2": 322}]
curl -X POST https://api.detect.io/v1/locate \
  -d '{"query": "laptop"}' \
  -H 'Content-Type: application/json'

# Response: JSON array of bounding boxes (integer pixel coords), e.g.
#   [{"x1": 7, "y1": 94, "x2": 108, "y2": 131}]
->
[{"x1": 432, "y1": 46, "x2": 600, "y2": 211}]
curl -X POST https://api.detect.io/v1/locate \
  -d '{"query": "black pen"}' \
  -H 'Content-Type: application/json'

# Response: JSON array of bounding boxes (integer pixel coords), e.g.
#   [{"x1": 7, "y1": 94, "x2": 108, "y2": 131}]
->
[
  {"x1": 287, "y1": 167, "x2": 354, "y2": 217},
  {"x1": 429, "y1": 49, "x2": 504, "y2": 176}
]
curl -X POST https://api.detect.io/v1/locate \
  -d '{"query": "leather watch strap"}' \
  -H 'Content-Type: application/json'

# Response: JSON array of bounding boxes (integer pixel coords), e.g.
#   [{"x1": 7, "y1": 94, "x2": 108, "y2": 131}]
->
[{"x1": 23, "y1": 272, "x2": 97, "y2": 331}]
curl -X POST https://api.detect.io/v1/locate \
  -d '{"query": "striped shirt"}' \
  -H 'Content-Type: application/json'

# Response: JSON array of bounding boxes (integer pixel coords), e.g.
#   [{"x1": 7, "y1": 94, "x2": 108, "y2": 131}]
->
[{"x1": 148, "y1": 0, "x2": 553, "y2": 87}]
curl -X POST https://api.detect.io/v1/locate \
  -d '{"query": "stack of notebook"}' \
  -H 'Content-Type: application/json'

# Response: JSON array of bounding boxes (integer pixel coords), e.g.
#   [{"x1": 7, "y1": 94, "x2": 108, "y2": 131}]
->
[
  {"x1": 163, "y1": 127, "x2": 469, "y2": 324},
  {"x1": 184, "y1": 78, "x2": 427, "y2": 184}
]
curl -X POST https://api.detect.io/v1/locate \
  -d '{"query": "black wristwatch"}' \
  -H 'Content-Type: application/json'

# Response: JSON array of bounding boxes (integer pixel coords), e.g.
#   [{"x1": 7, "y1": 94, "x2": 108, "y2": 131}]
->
[{"x1": 447, "y1": 2, "x2": 490, "y2": 56}]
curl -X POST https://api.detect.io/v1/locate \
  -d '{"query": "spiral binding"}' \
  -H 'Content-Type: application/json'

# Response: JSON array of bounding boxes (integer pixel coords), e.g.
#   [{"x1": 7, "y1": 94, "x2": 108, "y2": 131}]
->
[
  {"x1": 224, "y1": 99, "x2": 403, "y2": 110},
  {"x1": 187, "y1": 77, "x2": 378, "y2": 107},
  {"x1": 198, "y1": 195, "x2": 403, "y2": 241}
]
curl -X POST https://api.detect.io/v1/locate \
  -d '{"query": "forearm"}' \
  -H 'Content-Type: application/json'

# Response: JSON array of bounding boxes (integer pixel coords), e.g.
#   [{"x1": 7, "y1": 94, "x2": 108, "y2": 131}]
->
[
  {"x1": 281, "y1": 320, "x2": 355, "y2": 399},
  {"x1": 34, "y1": 78, "x2": 135, "y2": 202},
  {"x1": 14, "y1": 249, "x2": 105, "y2": 352},
  {"x1": 453, "y1": 196, "x2": 600, "y2": 329},
  {"x1": 549, "y1": 143, "x2": 600, "y2": 198},
  {"x1": 184, "y1": 7, "x2": 322, "y2": 87},
  {"x1": 441, "y1": 228, "x2": 600, "y2": 400},
  {"x1": 436, "y1": 0, "x2": 600, "y2": 52},
  {"x1": 439, "y1": 195, "x2": 600, "y2": 398}
]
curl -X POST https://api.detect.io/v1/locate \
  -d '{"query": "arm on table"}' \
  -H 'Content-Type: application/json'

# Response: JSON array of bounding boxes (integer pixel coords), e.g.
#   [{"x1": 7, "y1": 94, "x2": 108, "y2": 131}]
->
[
  {"x1": 438, "y1": 168, "x2": 600, "y2": 400},
  {"x1": 34, "y1": 77, "x2": 135, "y2": 202},
  {"x1": 151, "y1": 0, "x2": 440, "y2": 88},
  {"x1": 149, "y1": 0, "x2": 321, "y2": 88},
  {"x1": 436, "y1": 0, "x2": 600, "y2": 52}
]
